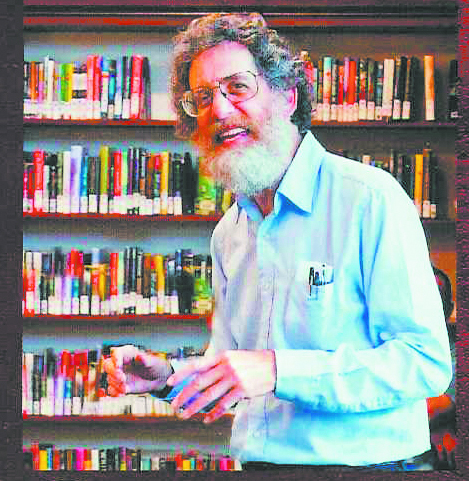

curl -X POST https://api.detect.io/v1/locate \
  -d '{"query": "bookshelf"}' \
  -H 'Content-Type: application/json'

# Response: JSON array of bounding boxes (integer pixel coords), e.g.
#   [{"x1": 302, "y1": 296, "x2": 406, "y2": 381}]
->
[{"x1": 23, "y1": 0, "x2": 459, "y2": 476}]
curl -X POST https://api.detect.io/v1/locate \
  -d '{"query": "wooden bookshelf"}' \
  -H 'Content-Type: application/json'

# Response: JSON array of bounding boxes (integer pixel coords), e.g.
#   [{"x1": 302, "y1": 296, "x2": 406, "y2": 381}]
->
[{"x1": 22, "y1": 1, "x2": 460, "y2": 478}]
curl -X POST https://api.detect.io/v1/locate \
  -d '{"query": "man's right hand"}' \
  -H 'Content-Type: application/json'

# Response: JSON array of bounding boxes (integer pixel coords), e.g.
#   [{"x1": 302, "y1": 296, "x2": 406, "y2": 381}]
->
[{"x1": 102, "y1": 344, "x2": 173, "y2": 396}]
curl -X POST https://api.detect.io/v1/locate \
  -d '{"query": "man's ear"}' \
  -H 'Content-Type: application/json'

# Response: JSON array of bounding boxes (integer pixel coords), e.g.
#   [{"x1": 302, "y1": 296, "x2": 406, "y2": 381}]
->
[{"x1": 284, "y1": 86, "x2": 298, "y2": 118}]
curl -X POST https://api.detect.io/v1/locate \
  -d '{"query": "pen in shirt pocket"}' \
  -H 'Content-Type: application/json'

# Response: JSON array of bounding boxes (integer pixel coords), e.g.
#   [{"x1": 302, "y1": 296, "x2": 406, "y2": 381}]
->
[{"x1": 308, "y1": 263, "x2": 334, "y2": 296}]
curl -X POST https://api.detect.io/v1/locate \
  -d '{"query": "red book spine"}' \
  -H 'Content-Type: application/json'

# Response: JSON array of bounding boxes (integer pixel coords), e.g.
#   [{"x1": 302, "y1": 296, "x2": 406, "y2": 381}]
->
[
  {"x1": 338, "y1": 63, "x2": 344, "y2": 122},
  {"x1": 110, "y1": 252, "x2": 119, "y2": 315},
  {"x1": 93, "y1": 56, "x2": 102, "y2": 120},
  {"x1": 23, "y1": 168, "x2": 29, "y2": 213},
  {"x1": 53, "y1": 448, "x2": 61, "y2": 470},
  {"x1": 86, "y1": 54, "x2": 96, "y2": 120},
  {"x1": 347, "y1": 59, "x2": 357, "y2": 121},
  {"x1": 33, "y1": 150, "x2": 45, "y2": 213},
  {"x1": 130, "y1": 55, "x2": 143, "y2": 119},
  {"x1": 113, "y1": 150, "x2": 122, "y2": 213}
]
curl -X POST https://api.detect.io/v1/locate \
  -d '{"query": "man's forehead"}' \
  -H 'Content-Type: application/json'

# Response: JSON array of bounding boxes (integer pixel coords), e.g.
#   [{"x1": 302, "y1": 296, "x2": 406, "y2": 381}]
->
[{"x1": 189, "y1": 41, "x2": 256, "y2": 86}]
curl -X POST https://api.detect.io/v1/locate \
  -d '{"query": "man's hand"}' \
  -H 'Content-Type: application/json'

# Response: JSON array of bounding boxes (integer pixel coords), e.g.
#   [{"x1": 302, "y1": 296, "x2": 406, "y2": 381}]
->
[
  {"x1": 102, "y1": 344, "x2": 173, "y2": 396},
  {"x1": 167, "y1": 350, "x2": 276, "y2": 423}
]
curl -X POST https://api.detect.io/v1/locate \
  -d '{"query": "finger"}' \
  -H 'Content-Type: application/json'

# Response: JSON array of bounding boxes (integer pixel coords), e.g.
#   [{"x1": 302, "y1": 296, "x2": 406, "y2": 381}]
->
[
  {"x1": 111, "y1": 344, "x2": 140, "y2": 369},
  {"x1": 107, "y1": 382, "x2": 126, "y2": 397},
  {"x1": 176, "y1": 375, "x2": 234, "y2": 419},
  {"x1": 203, "y1": 387, "x2": 243, "y2": 424},
  {"x1": 171, "y1": 364, "x2": 225, "y2": 411},
  {"x1": 167, "y1": 355, "x2": 221, "y2": 386}
]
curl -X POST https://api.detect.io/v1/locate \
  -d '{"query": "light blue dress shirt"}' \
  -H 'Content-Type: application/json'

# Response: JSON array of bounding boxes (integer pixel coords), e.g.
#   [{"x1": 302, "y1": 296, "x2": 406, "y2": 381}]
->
[{"x1": 206, "y1": 131, "x2": 452, "y2": 466}]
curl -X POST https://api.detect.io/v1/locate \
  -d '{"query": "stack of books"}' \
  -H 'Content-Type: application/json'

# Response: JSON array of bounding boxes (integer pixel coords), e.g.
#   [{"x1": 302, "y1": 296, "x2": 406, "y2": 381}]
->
[
  {"x1": 24, "y1": 444, "x2": 242, "y2": 471},
  {"x1": 23, "y1": 146, "x2": 233, "y2": 217},
  {"x1": 22, "y1": 345, "x2": 204, "y2": 418},
  {"x1": 22, "y1": 248, "x2": 213, "y2": 317},
  {"x1": 24, "y1": 54, "x2": 152, "y2": 121},
  {"x1": 300, "y1": 53, "x2": 451, "y2": 122}
]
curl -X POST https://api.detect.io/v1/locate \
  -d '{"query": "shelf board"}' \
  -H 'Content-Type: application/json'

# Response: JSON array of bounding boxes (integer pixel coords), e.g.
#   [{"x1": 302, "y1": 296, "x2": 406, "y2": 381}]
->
[
  {"x1": 24, "y1": 118, "x2": 457, "y2": 130},
  {"x1": 23, "y1": 213, "x2": 223, "y2": 222},
  {"x1": 23, "y1": 414, "x2": 233, "y2": 425},
  {"x1": 23, "y1": 314, "x2": 210, "y2": 324},
  {"x1": 23, "y1": 118, "x2": 176, "y2": 127},
  {"x1": 310, "y1": 121, "x2": 457, "y2": 129}
]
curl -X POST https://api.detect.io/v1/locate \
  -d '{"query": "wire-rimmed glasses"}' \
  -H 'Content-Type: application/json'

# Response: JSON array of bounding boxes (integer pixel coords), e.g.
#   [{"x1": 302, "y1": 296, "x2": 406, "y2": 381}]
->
[{"x1": 181, "y1": 71, "x2": 259, "y2": 117}]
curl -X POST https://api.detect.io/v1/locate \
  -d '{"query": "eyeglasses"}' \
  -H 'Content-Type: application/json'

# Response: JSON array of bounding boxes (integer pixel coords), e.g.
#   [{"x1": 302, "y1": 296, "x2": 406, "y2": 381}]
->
[{"x1": 181, "y1": 71, "x2": 259, "y2": 117}]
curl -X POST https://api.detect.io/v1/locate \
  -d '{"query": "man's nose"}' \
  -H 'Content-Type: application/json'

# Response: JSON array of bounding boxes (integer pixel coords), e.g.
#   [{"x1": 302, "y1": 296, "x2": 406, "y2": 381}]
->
[{"x1": 210, "y1": 87, "x2": 237, "y2": 120}]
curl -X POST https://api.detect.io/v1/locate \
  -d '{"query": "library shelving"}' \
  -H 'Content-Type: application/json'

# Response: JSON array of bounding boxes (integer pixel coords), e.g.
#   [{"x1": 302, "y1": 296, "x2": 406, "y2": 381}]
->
[{"x1": 23, "y1": 0, "x2": 460, "y2": 477}]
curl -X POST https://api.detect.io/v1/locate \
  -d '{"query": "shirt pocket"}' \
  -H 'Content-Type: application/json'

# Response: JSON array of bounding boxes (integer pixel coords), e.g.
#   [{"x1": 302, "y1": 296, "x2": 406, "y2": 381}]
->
[{"x1": 283, "y1": 261, "x2": 335, "y2": 348}]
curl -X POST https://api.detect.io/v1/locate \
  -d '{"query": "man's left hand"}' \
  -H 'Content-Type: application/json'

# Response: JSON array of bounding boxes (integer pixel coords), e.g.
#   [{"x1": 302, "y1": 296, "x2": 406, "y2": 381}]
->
[{"x1": 167, "y1": 350, "x2": 276, "y2": 423}]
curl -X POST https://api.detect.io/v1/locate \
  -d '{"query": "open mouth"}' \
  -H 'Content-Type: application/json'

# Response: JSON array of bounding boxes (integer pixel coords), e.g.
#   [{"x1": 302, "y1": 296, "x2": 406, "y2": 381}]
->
[{"x1": 214, "y1": 127, "x2": 250, "y2": 145}]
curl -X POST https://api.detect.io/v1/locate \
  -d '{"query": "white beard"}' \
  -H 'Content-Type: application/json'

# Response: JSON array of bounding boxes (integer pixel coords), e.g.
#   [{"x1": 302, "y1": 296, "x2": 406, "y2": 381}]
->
[{"x1": 199, "y1": 114, "x2": 293, "y2": 197}]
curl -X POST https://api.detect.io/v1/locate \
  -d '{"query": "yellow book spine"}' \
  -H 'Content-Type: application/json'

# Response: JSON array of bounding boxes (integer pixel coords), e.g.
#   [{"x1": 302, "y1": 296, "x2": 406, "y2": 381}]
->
[
  {"x1": 156, "y1": 254, "x2": 165, "y2": 314},
  {"x1": 413, "y1": 153, "x2": 424, "y2": 217},
  {"x1": 99, "y1": 145, "x2": 109, "y2": 214}
]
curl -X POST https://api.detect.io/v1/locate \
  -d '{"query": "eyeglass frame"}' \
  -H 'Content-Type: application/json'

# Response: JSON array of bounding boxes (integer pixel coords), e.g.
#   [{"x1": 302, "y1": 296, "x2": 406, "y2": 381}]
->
[{"x1": 180, "y1": 70, "x2": 260, "y2": 117}]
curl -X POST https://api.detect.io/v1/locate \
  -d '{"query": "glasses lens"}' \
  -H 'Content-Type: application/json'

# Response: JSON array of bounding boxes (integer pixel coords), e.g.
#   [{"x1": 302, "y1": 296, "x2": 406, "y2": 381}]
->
[
  {"x1": 222, "y1": 72, "x2": 258, "y2": 102},
  {"x1": 181, "y1": 72, "x2": 258, "y2": 117}
]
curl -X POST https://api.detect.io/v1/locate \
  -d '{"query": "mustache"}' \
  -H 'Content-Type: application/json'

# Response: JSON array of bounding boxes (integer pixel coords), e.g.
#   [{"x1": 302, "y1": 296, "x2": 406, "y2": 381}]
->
[{"x1": 207, "y1": 117, "x2": 256, "y2": 143}]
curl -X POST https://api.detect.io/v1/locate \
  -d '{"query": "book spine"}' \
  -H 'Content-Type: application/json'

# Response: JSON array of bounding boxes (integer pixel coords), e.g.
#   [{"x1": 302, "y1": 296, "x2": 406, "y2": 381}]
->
[
  {"x1": 358, "y1": 57, "x2": 368, "y2": 120},
  {"x1": 322, "y1": 56, "x2": 332, "y2": 122},
  {"x1": 33, "y1": 150, "x2": 45, "y2": 213},
  {"x1": 70, "y1": 145, "x2": 83, "y2": 214},
  {"x1": 424, "y1": 54, "x2": 435, "y2": 121},
  {"x1": 100, "y1": 57, "x2": 109, "y2": 119},
  {"x1": 382, "y1": 58, "x2": 395, "y2": 119},
  {"x1": 130, "y1": 55, "x2": 143, "y2": 119},
  {"x1": 448, "y1": 59, "x2": 459, "y2": 121},
  {"x1": 99, "y1": 145, "x2": 109, "y2": 214},
  {"x1": 122, "y1": 56, "x2": 130, "y2": 120},
  {"x1": 80, "y1": 155, "x2": 89, "y2": 213},
  {"x1": 86, "y1": 55, "x2": 96, "y2": 120},
  {"x1": 394, "y1": 56, "x2": 407, "y2": 121},
  {"x1": 93, "y1": 55, "x2": 102, "y2": 120},
  {"x1": 107, "y1": 59, "x2": 116, "y2": 120},
  {"x1": 413, "y1": 152, "x2": 424, "y2": 217},
  {"x1": 374, "y1": 61, "x2": 384, "y2": 120}
]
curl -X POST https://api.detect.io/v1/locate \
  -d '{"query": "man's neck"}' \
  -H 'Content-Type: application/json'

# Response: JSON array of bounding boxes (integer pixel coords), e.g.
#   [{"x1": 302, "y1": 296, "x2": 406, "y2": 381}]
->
[{"x1": 251, "y1": 129, "x2": 303, "y2": 217}]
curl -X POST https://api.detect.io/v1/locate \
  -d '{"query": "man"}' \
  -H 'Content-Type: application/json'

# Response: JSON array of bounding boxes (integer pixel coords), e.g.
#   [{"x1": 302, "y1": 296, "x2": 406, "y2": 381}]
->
[{"x1": 104, "y1": 12, "x2": 452, "y2": 469}]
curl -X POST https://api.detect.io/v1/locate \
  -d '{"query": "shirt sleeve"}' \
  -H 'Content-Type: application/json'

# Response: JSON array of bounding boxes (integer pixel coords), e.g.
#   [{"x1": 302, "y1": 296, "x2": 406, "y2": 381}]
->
[
  {"x1": 274, "y1": 176, "x2": 453, "y2": 413},
  {"x1": 204, "y1": 220, "x2": 238, "y2": 357}
]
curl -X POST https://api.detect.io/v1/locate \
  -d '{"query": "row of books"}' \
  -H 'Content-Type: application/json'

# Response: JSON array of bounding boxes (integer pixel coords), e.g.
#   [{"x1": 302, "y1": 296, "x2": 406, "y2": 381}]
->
[
  {"x1": 342, "y1": 143, "x2": 441, "y2": 219},
  {"x1": 23, "y1": 146, "x2": 233, "y2": 217},
  {"x1": 301, "y1": 53, "x2": 459, "y2": 122},
  {"x1": 22, "y1": 346, "x2": 202, "y2": 418},
  {"x1": 25, "y1": 445, "x2": 241, "y2": 471},
  {"x1": 22, "y1": 248, "x2": 213, "y2": 317},
  {"x1": 23, "y1": 54, "x2": 152, "y2": 121}
]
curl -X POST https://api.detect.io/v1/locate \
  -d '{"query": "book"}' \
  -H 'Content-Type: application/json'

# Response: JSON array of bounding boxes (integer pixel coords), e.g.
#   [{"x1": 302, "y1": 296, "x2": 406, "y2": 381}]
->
[
  {"x1": 130, "y1": 55, "x2": 143, "y2": 119},
  {"x1": 358, "y1": 58, "x2": 368, "y2": 120},
  {"x1": 100, "y1": 57, "x2": 110, "y2": 119},
  {"x1": 322, "y1": 55, "x2": 333, "y2": 122},
  {"x1": 402, "y1": 56, "x2": 419, "y2": 121},
  {"x1": 448, "y1": 59, "x2": 459, "y2": 121},
  {"x1": 374, "y1": 60, "x2": 384, "y2": 120},
  {"x1": 413, "y1": 152, "x2": 424, "y2": 217},
  {"x1": 392, "y1": 56, "x2": 408, "y2": 120},
  {"x1": 70, "y1": 145, "x2": 84, "y2": 214},
  {"x1": 381, "y1": 58, "x2": 395, "y2": 119},
  {"x1": 424, "y1": 54, "x2": 435, "y2": 121},
  {"x1": 33, "y1": 150, "x2": 45, "y2": 213}
]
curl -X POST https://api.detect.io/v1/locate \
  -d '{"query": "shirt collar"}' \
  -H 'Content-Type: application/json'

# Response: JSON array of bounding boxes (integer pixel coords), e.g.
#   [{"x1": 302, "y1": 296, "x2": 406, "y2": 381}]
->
[
  {"x1": 234, "y1": 131, "x2": 325, "y2": 222},
  {"x1": 276, "y1": 130, "x2": 325, "y2": 215}
]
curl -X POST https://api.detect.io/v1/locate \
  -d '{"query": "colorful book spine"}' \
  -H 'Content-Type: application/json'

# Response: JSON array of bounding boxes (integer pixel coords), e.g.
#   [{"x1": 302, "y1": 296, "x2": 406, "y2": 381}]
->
[{"x1": 424, "y1": 54, "x2": 435, "y2": 121}]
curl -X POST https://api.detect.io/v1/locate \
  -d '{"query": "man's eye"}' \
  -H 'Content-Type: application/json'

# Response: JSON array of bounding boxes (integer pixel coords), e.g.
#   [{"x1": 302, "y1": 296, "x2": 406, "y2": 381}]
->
[
  {"x1": 227, "y1": 81, "x2": 249, "y2": 93},
  {"x1": 194, "y1": 90, "x2": 212, "y2": 105}
]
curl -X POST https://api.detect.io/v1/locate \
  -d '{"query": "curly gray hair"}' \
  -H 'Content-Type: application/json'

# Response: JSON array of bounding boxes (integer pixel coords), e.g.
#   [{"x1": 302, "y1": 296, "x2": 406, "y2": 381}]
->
[{"x1": 170, "y1": 12, "x2": 312, "y2": 139}]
